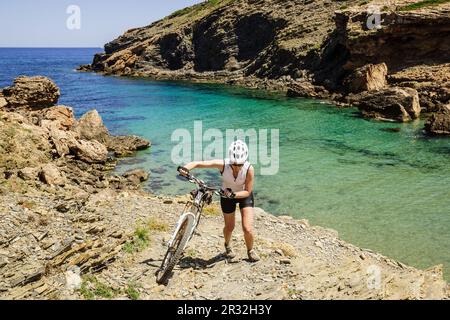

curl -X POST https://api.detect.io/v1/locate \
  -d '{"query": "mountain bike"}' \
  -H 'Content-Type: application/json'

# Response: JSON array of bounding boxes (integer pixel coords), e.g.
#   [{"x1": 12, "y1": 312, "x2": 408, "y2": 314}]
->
[{"x1": 155, "y1": 166, "x2": 234, "y2": 285}]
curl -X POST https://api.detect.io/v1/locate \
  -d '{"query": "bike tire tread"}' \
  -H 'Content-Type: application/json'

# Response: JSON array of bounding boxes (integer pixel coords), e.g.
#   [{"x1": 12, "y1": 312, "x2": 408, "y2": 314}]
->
[{"x1": 156, "y1": 214, "x2": 195, "y2": 284}]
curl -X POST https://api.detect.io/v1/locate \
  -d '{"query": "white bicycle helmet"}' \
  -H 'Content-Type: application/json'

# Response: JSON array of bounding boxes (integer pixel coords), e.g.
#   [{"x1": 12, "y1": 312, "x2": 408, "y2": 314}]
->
[{"x1": 228, "y1": 140, "x2": 249, "y2": 165}]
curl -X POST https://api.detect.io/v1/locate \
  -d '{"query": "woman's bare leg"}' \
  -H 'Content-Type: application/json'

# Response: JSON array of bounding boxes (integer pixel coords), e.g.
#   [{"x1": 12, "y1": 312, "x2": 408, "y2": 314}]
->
[
  {"x1": 241, "y1": 207, "x2": 255, "y2": 251},
  {"x1": 223, "y1": 212, "x2": 236, "y2": 246}
]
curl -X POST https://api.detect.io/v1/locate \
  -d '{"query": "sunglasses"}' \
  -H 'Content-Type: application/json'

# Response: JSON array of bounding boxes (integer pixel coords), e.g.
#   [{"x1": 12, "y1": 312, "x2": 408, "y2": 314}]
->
[{"x1": 231, "y1": 163, "x2": 244, "y2": 167}]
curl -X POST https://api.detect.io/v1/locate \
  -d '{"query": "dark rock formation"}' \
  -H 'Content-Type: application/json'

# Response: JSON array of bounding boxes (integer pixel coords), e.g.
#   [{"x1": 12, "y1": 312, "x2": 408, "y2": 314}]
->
[
  {"x1": 287, "y1": 81, "x2": 329, "y2": 99},
  {"x1": 344, "y1": 63, "x2": 388, "y2": 93},
  {"x1": 86, "y1": 0, "x2": 347, "y2": 80},
  {"x1": 327, "y1": 7, "x2": 450, "y2": 112},
  {"x1": 350, "y1": 87, "x2": 421, "y2": 122},
  {"x1": 108, "y1": 135, "x2": 151, "y2": 157},
  {"x1": 425, "y1": 106, "x2": 450, "y2": 135}
]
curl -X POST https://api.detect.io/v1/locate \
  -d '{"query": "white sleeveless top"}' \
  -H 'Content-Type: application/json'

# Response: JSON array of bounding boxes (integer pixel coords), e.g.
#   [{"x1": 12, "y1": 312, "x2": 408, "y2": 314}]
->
[{"x1": 222, "y1": 158, "x2": 251, "y2": 193}]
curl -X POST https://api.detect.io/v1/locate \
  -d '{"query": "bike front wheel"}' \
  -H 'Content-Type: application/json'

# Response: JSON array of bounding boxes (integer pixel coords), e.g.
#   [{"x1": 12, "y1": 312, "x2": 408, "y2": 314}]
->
[{"x1": 156, "y1": 213, "x2": 195, "y2": 285}]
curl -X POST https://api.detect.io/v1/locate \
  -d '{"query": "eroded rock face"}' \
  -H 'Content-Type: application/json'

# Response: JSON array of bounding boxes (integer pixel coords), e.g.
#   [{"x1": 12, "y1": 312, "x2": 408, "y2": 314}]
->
[
  {"x1": 39, "y1": 164, "x2": 66, "y2": 186},
  {"x1": 75, "y1": 110, "x2": 110, "y2": 144},
  {"x1": 334, "y1": 9, "x2": 450, "y2": 74},
  {"x1": 2, "y1": 76, "x2": 60, "y2": 109},
  {"x1": 345, "y1": 63, "x2": 388, "y2": 93},
  {"x1": 0, "y1": 112, "x2": 52, "y2": 171},
  {"x1": 323, "y1": 7, "x2": 450, "y2": 108},
  {"x1": 83, "y1": 1, "x2": 450, "y2": 129},
  {"x1": 70, "y1": 140, "x2": 109, "y2": 164},
  {"x1": 287, "y1": 81, "x2": 329, "y2": 99},
  {"x1": 40, "y1": 106, "x2": 76, "y2": 131},
  {"x1": 389, "y1": 64, "x2": 450, "y2": 113},
  {"x1": 47, "y1": 126, "x2": 80, "y2": 158},
  {"x1": 0, "y1": 75, "x2": 153, "y2": 207},
  {"x1": 351, "y1": 87, "x2": 421, "y2": 122},
  {"x1": 0, "y1": 74, "x2": 448, "y2": 300},
  {"x1": 87, "y1": 0, "x2": 339, "y2": 80},
  {"x1": 425, "y1": 106, "x2": 450, "y2": 135},
  {"x1": 0, "y1": 96, "x2": 8, "y2": 109}
]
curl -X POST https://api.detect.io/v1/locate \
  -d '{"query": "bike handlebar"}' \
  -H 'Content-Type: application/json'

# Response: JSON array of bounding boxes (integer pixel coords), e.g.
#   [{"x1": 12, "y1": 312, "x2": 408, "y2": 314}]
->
[{"x1": 177, "y1": 166, "x2": 235, "y2": 199}]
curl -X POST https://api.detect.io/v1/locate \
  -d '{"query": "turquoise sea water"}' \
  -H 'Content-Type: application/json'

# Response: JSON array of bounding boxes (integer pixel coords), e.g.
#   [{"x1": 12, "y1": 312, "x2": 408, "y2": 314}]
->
[{"x1": 1, "y1": 48, "x2": 449, "y2": 279}]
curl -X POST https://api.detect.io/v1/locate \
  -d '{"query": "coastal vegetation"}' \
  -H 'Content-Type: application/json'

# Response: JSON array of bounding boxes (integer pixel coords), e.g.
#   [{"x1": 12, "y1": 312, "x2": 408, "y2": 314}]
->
[{"x1": 400, "y1": 0, "x2": 450, "y2": 11}]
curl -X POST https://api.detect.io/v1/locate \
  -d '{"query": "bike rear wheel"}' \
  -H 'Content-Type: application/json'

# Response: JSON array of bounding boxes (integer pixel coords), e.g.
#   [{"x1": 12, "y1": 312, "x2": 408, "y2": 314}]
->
[{"x1": 156, "y1": 213, "x2": 195, "y2": 285}]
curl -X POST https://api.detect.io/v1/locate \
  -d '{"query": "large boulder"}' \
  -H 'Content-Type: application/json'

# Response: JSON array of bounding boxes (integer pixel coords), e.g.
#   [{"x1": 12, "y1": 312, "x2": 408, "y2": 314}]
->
[
  {"x1": 108, "y1": 135, "x2": 151, "y2": 157},
  {"x1": 75, "y1": 110, "x2": 110, "y2": 144},
  {"x1": 0, "y1": 96, "x2": 7, "y2": 109},
  {"x1": 18, "y1": 167, "x2": 39, "y2": 181},
  {"x1": 47, "y1": 126, "x2": 80, "y2": 157},
  {"x1": 0, "y1": 112, "x2": 52, "y2": 171},
  {"x1": 287, "y1": 81, "x2": 329, "y2": 99},
  {"x1": 424, "y1": 105, "x2": 450, "y2": 135},
  {"x1": 45, "y1": 121, "x2": 108, "y2": 163},
  {"x1": 345, "y1": 63, "x2": 388, "y2": 93},
  {"x1": 350, "y1": 87, "x2": 421, "y2": 122},
  {"x1": 2, "y1": 76, "x2": 60, "y2": 109},
  {"x1": 40, "y1": 106, "x2": 76, "y2": 131},
  {"x1": 122, "y1": 169, "x2": 149, "y2": 185},
  {"x1": 39, "y1": 163, "x2": 66, "y2": 186},
  {"x1": 70, "y1": 140, "x2": 108, "y2": 164}
]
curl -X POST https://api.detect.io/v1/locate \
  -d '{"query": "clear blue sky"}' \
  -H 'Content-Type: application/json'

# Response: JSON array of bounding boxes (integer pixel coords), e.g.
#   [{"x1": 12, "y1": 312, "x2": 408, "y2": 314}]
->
[{"x1": 0, "y1": 0, "x2": 203, "y2": 47}]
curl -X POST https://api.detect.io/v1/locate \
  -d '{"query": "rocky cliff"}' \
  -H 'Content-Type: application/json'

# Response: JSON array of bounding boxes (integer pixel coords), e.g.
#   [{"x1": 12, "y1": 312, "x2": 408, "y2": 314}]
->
[{"x1": 81, "y1": 0, "x2": 450, "y2": 127}]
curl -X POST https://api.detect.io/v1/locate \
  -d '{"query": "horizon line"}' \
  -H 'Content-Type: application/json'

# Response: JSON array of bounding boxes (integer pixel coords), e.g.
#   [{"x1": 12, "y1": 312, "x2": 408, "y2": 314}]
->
[{"x1": 0, "y1": 46, "x2": 103, "y2": 49}]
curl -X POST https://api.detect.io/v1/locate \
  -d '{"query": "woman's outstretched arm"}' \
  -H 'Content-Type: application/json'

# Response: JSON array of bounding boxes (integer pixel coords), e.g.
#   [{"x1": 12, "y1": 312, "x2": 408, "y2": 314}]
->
[{"x1": 183, "y1": 159, "x2": 224, "y2": 171}]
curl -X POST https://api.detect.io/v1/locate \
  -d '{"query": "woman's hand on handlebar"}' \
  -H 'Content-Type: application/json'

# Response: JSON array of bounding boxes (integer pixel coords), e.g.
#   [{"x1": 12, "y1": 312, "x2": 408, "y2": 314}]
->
[
  {"x1": 221, "y1": 188, "x2": 236, "y2": 199},
  {"x1": 178, "y1": 167, "x2": 234, "y2": 199},
  {"x1": 177, "y1": 166, "x2": 190, "y2": 178}
]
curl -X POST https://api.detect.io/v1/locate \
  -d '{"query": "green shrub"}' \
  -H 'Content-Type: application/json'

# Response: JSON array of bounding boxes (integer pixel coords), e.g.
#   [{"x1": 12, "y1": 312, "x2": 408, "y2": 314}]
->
[
  {"x1": 79, "y1": 275, "x2": 119, "y2": 300},
  {"x1": 399, "y1": 0, "x2": 450, "y2": 11}
]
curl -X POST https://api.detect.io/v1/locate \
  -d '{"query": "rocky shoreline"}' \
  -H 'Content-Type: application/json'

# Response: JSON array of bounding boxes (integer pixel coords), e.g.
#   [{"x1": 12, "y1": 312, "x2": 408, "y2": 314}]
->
[
  {"x1": 79, "y1": 0, "x2": 450, "y2": 134},
  {"x1": 0, "y1": 76, "x2": 448, "y2": 300}
]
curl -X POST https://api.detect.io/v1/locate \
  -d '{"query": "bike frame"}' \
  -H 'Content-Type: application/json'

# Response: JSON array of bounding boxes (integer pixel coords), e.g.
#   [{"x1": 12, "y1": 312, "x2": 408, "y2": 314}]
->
[
  {"x1": 156, "y1": 170, "x2": 231, "y2": 284},
  {"x1": 167, "y1": 188, "x2": 211, "y2": 250}
]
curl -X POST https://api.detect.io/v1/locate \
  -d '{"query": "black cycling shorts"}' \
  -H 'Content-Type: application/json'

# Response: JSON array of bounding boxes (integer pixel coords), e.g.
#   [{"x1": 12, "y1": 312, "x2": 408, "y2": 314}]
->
[{"x1": 220, "y1": 193, "x2": 254, "y2": 214}]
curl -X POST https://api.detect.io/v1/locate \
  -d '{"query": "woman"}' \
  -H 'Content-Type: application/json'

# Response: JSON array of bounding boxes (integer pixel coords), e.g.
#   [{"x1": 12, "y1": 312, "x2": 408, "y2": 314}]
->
[{"x1": 180, "y1": 140, "x2": 260, "y2": 262}]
